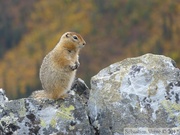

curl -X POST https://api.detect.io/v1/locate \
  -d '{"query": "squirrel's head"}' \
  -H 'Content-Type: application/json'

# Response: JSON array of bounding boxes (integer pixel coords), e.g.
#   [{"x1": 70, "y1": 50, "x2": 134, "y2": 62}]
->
[{"x1": 61, "y1": 32, "x2": 86, "y2": 50}]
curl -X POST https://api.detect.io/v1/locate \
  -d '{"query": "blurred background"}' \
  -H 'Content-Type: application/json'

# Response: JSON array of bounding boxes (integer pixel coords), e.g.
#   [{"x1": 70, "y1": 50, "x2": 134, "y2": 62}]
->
[{"x1": 0, "y1": 0, "x2": 180, "y2": 99}]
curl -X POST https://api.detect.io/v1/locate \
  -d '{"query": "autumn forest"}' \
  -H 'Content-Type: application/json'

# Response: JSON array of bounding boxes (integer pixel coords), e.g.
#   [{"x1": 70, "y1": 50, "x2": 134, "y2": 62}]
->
[{"x1": 0, "y1": 0, "x2": 180, "y2": 99}]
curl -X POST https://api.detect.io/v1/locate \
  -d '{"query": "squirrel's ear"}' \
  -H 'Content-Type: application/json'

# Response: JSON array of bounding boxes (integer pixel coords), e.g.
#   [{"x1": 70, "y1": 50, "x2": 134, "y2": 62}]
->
[{"x1": 66, "y1": 33, "x2": 69, "y2": 38}]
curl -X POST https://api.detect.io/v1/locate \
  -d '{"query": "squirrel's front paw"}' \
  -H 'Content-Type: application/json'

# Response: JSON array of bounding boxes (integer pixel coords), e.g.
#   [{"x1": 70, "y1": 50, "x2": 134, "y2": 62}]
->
[{"x1": 70, "y1": 61, "x2": 80, "y2": 71}]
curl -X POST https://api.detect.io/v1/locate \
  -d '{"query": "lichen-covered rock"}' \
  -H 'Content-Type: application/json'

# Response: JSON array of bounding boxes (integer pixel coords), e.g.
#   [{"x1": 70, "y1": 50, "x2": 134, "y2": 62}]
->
[
  {"x1": 88, "y1": 53, "x2": 180, "y2": 135},
  {"x1": 0, "y1": 79, "x2": 93, "y2": 135},
  {"x1": 0, "y1": 89, "x2": 8, "y2": 103}
]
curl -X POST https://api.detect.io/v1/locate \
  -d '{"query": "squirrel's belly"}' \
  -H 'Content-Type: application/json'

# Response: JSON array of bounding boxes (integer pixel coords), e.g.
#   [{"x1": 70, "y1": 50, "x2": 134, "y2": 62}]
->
[{"x1": 43, "y1": 69, "x2": 76, "y2": 93}]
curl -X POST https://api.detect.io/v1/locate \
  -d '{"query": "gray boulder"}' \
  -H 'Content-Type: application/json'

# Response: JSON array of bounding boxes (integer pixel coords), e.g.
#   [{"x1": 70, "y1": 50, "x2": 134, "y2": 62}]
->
[
  {"x1": 88, "y1": 53, "x2": 180, "y2": 135},
  {"x1": 0, "y1": 78, "x2": 93, "y2": 135},
  {"x1": 0, "y1": 89, "x2": 8, "y2": 103}
]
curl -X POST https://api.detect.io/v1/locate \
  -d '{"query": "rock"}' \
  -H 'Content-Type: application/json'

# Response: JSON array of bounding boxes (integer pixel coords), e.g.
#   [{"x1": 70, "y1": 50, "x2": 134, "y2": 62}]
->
[
  {"x1": 0, "y1": 89, "x2": 8, "y2": 103},
  {"x1": 88, "y1": 53, "x2": 180, "y2": 135},
  {"x1": 71, "y1": 78, "x2": 90, "y2": 104},
  {"x1": 0, "y1": 79, "x2": 93, "y2": 135}
]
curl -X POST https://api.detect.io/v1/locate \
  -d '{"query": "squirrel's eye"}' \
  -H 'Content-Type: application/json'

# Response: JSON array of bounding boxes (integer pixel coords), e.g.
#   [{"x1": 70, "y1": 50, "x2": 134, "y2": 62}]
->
[{"x1": 73, "y1": 35, "x2": 78, "y2": 40}]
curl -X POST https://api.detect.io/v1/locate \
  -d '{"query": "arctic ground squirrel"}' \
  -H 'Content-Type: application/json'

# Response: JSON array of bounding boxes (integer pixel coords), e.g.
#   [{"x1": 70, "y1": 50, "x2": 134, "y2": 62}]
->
[{"x1": 32, "y1": 32, "x2": 86, "y2": 99}]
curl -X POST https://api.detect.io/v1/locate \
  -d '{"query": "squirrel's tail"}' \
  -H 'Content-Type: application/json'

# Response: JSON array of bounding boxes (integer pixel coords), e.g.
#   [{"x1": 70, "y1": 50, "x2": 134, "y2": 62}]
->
[{"x1": 30, "y1": 90, "x2": 48, "y2": 99}]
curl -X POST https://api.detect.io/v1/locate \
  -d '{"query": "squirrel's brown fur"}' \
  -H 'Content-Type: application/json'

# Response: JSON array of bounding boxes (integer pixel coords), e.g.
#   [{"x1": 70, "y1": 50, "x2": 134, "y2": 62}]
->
[{"x1": 31, "y1": 32, "x2": 86, "y2": 99}]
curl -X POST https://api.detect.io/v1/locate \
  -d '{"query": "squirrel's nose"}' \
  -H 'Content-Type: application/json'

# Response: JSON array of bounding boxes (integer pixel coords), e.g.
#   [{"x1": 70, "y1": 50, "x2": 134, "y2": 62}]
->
[
  {"x1": 83, "y1": 42, "x2": 86, "y2": 46},
  {"x1": 79, "y1": 43, "x2": 85, "y2": 48}
]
